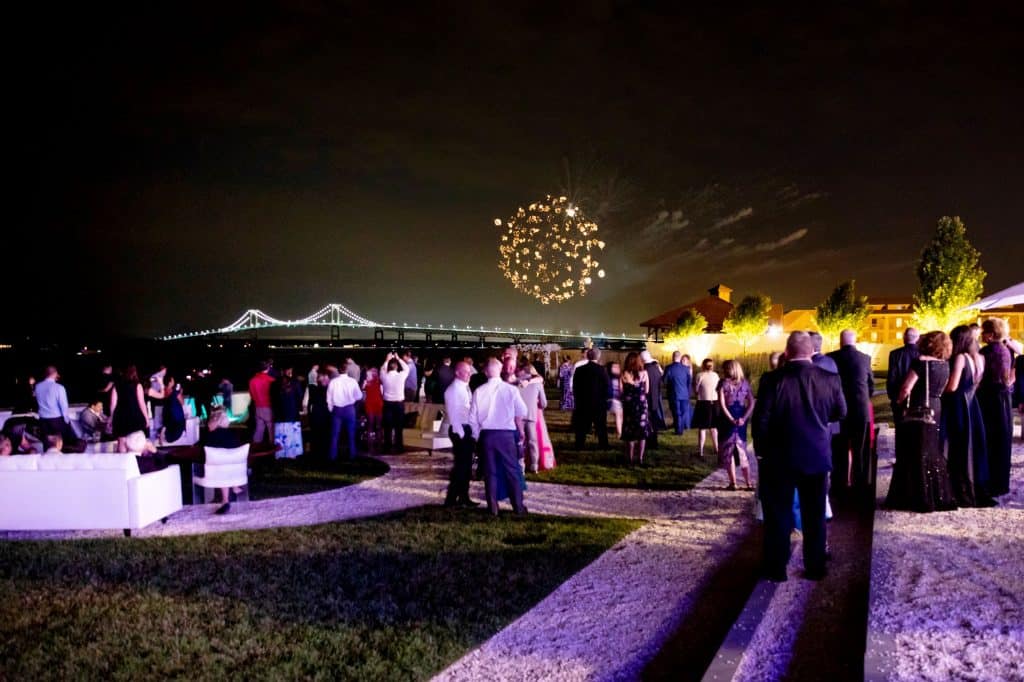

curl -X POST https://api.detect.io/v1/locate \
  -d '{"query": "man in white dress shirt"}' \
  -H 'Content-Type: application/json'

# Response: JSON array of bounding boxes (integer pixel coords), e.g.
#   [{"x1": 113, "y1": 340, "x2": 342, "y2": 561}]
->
[
  {"x1": 327, "y1": 367, "x2": 363, "y2": 461},
  {"x1": 470, "y1": 358, "x2": 528, "y2": 516},
  {"x1": 380, "y1": 353, "x2": 410, "y2": 453},
  {"x1": 443, "y1": 361, "x2": 478, "y2": 507}
]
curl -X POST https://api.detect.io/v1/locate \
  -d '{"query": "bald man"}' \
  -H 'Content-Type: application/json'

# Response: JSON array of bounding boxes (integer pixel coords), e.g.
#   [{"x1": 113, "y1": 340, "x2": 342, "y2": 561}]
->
[
  {"x1": 827, "y1": 329, "x2": 875, "y2": 497},
  {"x1": 754, "y1": 331, "x2": 847, "y2": 581},
  {"x1": 443, "y1": 361, "x2": 478, "y2": 507},
  {"x1": 887, "y1": 327, "x2": 921, "y2": 428},
  {"x1": 470, "y1": 358, "x2": 528, "y2": 516}
]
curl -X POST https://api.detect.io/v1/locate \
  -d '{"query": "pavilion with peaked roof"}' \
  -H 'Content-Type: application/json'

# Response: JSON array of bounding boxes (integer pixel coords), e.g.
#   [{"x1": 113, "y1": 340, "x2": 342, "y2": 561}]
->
[{"x1": 640, "y1": 284, "x2": 784, "y2": 342}]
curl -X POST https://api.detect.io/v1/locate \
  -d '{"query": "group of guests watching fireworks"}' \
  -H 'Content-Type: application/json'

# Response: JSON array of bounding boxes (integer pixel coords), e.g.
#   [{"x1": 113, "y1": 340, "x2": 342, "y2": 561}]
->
[
  {"x1": 559, "y1": 349, "x2": 756, "y2": 488},
  {"x1": 885, "y1": 318, "x2": 1023, "y2": 511}
]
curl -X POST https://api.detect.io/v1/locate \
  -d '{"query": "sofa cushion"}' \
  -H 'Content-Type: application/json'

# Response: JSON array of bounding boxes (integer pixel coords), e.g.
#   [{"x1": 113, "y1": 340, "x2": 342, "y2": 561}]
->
[
  {"x1": 38, "y1": 453, "x2": 93, "y2": 471},
  {"x1": 0, "y1": 454, "x2": 39, "y2": 471},
  {"x1": 90, "y1": 453, "x2": 141, "y2": 478}
]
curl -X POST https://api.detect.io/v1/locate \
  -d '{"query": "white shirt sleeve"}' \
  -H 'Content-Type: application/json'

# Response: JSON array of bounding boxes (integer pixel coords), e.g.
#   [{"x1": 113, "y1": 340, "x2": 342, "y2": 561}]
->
[{"x1": 469, "y1": 391, "x2": 481, "y2": 440}]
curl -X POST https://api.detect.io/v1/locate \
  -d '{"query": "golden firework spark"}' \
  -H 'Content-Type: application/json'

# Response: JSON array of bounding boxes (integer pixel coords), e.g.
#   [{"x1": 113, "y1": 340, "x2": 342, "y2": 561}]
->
[{"x1": 496, "y1": 195, "x2": 606, "y2": 304}]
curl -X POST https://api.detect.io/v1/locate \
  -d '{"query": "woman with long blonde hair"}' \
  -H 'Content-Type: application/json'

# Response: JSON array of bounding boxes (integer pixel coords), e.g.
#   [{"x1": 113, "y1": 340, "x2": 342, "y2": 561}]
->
[{"x1": 717, "y1": 359, "x2": 754, "y2": 490}]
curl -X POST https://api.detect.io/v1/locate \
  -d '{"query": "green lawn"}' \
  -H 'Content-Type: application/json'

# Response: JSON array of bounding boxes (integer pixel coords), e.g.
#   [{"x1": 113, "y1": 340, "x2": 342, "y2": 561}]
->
[
  {"x1": 529, "y1": 406, "x2": 717, "y2": 489},
  {"x1": 249, "y1": 456, "x2": 390, "y2": 500},
  {"x1": 0, "y1": 507, "x2": 641, "y2": 681}
]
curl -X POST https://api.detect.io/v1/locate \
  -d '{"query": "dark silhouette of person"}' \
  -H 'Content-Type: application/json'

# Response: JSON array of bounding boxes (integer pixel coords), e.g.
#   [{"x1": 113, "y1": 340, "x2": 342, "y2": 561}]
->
[{"x1": 571, "y1": 348, "x2": 610, "y2": 449}]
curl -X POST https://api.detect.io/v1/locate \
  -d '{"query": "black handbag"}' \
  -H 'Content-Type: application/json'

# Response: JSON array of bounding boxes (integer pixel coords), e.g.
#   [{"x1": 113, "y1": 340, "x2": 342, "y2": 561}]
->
[{"x1": 903, "y1": 360, "x2": 935, "y2": 425}]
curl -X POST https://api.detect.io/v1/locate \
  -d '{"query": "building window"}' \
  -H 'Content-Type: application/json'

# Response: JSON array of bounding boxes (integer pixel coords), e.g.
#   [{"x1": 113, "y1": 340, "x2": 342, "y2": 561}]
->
[
  {"x1": 896, "y1": 317, "x2": 903, "y2": 328},
  {"x1": 870, "y1": 331, "x2": 878, "y2": 342},
  {"x1": 871, "y1": 318, "x2": 878, "y2": 328}
]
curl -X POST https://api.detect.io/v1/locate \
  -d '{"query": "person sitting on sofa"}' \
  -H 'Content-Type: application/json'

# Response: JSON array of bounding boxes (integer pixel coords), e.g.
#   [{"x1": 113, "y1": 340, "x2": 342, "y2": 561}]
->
[
  {"x1": 44, "y1": 434, "x2": 63, "y2": 454},
  {"x1": 2, "y1": 422, "x2": 43, "y2": 454},
  {"x1": 204, "y1": 407, "x2": 244, "y2": 515},
  {"x1": 0, "y1": 434, "x2": 12, "y2": 456},
  {"x1": 79, "y1": 398, "x2": 109, "y2": 442}
]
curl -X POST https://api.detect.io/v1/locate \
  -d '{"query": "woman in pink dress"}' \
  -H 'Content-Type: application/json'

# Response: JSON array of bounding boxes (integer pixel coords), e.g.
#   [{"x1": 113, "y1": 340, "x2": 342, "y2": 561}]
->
[{"x1": 524, "y1": 365, "x2": 555, "y2": 470}]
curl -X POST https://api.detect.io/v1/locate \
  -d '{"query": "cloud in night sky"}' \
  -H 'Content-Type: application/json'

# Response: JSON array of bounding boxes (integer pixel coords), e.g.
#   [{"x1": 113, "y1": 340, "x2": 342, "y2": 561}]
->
[
  {"x1": 754, "y1": 228, "x2": 810, "y2": 252},
  {"x1": 712, "y1": 207, "x2": 755, "y2": 230}
]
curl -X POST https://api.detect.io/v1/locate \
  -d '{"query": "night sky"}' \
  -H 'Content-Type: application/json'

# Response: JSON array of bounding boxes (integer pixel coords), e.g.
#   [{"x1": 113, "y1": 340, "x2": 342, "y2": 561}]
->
[{"x1": 20, "y1": 2, "x2": 1023, "y2": 340}]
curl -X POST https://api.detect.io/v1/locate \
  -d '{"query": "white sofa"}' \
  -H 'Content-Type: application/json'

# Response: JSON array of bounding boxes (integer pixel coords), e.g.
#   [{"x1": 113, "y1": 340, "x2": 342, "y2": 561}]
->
[
  {"x1": 402, "y1": 402, "x2": 452, "y2": 454},
  {"x1": 0, "y1": 453, "x2": 183, "y2": 536}
]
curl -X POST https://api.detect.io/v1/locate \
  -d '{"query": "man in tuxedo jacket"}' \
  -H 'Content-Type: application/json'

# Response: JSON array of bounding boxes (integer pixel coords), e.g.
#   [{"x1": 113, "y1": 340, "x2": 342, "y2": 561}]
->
[
  {"x1": 571, "y1": 348, "x2": 610, "y2": 449},
  {"x1": 827, "y1": 329, "x2": 875, "y2": 496},
  {"x1": 754, "y1": 332, "x2": 847, "y2": 581},
  {"x1": 886, "y1": 328, "x2": 920, "y2": 427}
]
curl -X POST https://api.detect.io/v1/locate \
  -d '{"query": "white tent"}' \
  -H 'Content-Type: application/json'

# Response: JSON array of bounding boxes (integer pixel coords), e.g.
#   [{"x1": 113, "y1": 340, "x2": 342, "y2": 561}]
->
[{"x1": 971, "y1": 282, "x2": 1024, "y2": 310}]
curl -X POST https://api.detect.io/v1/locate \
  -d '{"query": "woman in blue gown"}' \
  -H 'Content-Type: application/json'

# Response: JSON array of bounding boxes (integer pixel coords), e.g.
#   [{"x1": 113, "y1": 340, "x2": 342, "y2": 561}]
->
[{"x1": 942, "y1": 326, "x2": 993, "y2": 507}]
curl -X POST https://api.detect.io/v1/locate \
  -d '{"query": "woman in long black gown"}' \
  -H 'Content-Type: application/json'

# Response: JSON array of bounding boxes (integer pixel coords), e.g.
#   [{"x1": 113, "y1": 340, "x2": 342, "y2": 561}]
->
[
  {"x1": 943, "y1": 326, "x2": 994, "y2": 507},
  {"x1": 886, "y1": 331, "x2": 956, "y2": 512},
  {"x1": 977, "y1": 318, "x2": 1014, "y2": 497}
]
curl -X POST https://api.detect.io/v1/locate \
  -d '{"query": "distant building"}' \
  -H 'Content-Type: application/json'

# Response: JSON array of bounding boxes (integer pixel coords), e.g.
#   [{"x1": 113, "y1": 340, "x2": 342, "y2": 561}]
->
[
  {"x1": 861, "y1": 298, "x2": 1024, "y2": 344},
  {"x1": 641, "y1": 286, "x2": 1022, "y2": 370},
  {"x1": 640, "y1": 284, "x2": 784, "y2": 341}
]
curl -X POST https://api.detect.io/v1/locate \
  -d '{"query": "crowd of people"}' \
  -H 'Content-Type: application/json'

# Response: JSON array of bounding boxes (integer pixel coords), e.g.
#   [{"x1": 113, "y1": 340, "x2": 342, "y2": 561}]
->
[
  {"x1": 884, "y1": 319, "x2": 1023, "y2": 512},
  {"x1": 4, "y1": 323, "x2": 1021, "y2": 536},
  {"x1": 1, "y1": 349, "x2": 557, "y2": 517}
]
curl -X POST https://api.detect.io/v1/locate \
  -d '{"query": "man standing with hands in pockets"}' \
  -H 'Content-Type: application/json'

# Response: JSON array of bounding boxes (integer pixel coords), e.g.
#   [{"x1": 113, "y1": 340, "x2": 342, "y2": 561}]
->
[
  {"x1": 470, "y1": 358, "x2": 529, "y2": 517},
  {"x1": 443, "y1": 361, "x2": 479, "y2": 508}
]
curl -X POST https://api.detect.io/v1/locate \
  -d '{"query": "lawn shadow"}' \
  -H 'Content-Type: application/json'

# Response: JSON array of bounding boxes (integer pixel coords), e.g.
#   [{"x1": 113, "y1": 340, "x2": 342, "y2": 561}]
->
[
  {"x1": 0, "y1": 507, "x2": 640, "y2": 679},
  {"x1": 642, "y1": 523, "x2": 763, "y2": 681}
]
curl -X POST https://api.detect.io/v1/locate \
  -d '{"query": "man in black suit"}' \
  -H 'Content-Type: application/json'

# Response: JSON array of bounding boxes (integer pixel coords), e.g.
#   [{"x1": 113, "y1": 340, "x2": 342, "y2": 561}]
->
[
  {"x1": 754, "y1": 332, "x2": 847, "y2": 581},
  {"x1": 827, "y1": 329, "x2": 875, "y2": 496},
  {"x1": 432, "y1": 356, "x2": 455, "y2": 403},
  {"x1": 886, "y1": 327, "x2": 920, "y2": 427},
  {"x1": 571, "y1": 348, "x2": 610, "y2": 449}
]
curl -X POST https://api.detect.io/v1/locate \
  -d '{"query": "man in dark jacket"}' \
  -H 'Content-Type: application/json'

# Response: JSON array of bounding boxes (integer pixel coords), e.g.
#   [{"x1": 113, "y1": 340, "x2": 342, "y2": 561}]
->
[
  {"x1": 827, "y1": 329, "x2": 875, "y2": 496},
  {"x1": 754, "y1": 332, "x2": 847, "y2": 581},
  {"x1": 641, "y1": 350, "x2": 665, "y2": 447},
  {"x1": 432, "y1": 356, "x2": 455, "y2": 404},
  {"x1": 886, "y1": 328, "x2": 920, "y2": 427},
  {"x1": 571, "y1": 348, "x2": 610, "y2": 449},
  {"x1": 664, "y1": 351, "x2": 693, "y2": 435}
]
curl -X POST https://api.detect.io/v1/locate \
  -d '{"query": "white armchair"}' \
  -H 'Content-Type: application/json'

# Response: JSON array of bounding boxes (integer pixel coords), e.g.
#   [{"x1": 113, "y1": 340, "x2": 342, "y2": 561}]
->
[{"x1": 193, "y1": 444, "x2": 250, "y2": 503}]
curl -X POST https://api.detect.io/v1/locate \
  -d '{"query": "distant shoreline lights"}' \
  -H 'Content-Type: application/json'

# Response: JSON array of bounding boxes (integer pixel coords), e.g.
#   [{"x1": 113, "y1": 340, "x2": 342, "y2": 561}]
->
[{"x1": 496, "y1": 195, "x2": 606, "y2": 304}]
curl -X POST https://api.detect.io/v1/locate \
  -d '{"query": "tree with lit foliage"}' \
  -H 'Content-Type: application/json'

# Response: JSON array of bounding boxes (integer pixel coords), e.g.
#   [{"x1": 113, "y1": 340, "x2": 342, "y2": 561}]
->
[
  {"x1": 911, "y1": 216, "x2": 986, "y2": 331},
  {"x1": 663, "y1": 309, "x2": 707, "y2": 350},
  {"x1": 723, "y1": 294, "x2": 772, "y2": 355},
  {"x1": 815, "y1": 280, "x2": 870, "y2": 349}
]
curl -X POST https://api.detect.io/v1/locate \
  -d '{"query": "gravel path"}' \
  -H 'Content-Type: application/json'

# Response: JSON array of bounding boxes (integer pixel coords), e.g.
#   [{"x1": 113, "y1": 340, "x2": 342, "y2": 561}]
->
[
  {"x1": 723, "y1": 425, "x2": 1024, "y2": 682},
  {"x1": 866, "y1": 426, "x2": 1024, "y2": 682},
  {"x1": 434, "y1": 461, "x2": 759, "y2": 682}
]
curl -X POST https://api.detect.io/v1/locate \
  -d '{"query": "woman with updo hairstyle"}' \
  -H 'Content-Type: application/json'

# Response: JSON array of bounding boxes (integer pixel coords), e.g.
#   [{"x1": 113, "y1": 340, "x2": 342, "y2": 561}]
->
[
  {"x1": 886, "y1": 331, "x2": 956, "y2": 511},
  {"x1": 977, "y1": 317, "x2": 1013, "y2": 497}
]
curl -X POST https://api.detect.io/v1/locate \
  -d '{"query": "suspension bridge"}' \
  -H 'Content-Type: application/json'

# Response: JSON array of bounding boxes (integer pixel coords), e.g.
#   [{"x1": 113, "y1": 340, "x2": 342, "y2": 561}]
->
[{"x1": 158, "y1": 303, "x2": 648, "y2": 348}]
